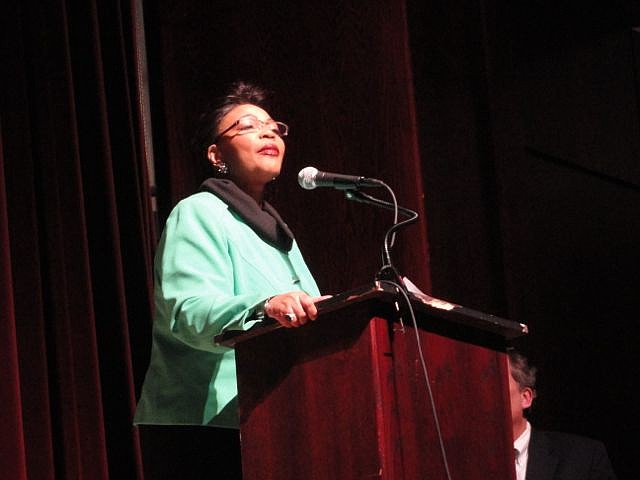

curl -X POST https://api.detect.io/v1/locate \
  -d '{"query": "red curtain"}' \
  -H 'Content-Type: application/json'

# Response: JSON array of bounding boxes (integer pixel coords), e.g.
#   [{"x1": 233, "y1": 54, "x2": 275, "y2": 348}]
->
[
  {"x1": 1, "y1": 1, "x2": 154, "y2": 478},
  {"x1": 2, "y1": 0, "x2": 431, "y2": 477}
]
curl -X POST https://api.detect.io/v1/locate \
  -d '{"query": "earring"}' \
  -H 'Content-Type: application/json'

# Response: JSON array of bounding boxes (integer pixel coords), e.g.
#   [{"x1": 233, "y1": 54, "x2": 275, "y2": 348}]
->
[{"x1": 214, "y1": 162, "x2": 229, "y2": 175}]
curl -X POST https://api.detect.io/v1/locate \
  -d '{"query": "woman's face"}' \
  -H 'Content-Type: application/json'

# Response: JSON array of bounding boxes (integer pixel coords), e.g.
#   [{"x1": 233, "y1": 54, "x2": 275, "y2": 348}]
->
[{"x1": 208, "y1": 104, "x2": 286, "y2": 190}]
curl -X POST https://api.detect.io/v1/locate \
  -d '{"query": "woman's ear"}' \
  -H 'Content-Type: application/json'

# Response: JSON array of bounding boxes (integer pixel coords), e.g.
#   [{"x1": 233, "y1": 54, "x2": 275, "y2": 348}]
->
[
  {"x1": 207, "y1": 144, "x2": 229, "y2": 175},
  {"x1": 207, "y1": 144, "x2": 220, "y2": 168}
]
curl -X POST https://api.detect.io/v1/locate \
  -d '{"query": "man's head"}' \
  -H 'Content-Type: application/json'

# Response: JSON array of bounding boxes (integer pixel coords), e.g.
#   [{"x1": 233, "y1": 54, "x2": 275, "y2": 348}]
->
[{"x1": 507, "y1": 349, "x2": 537, "y2": 438}]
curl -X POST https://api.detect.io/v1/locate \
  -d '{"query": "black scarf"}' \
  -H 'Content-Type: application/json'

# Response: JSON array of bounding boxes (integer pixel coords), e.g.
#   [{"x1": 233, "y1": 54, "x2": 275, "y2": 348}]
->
[{"x1": 200, "y1": 178, "x2": 294, "y2": 252}]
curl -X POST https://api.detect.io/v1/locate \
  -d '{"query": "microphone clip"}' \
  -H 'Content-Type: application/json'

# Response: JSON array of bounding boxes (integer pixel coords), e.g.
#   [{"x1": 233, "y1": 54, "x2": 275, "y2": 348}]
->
[{"x1": 375, "y1": 264, "x2": 406, "y2": 289}]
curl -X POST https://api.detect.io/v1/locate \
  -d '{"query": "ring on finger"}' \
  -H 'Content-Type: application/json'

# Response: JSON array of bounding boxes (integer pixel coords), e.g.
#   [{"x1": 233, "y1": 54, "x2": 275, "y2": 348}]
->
[{"x1": 284, "y1": 312, "x2": 297, "y2": 322}]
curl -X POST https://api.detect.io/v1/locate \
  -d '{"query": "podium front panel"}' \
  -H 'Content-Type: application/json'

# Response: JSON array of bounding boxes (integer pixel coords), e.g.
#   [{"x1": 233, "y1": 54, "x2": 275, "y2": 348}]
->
[{"x1": 235, "y1": 301, "x2": 396, "y2": 479}]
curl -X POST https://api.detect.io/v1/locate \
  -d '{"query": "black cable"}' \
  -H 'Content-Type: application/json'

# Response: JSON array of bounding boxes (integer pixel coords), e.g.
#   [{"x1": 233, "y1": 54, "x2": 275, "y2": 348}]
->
[{"x1": 379, "y1": 280, "x2": 453, "y2": 480}]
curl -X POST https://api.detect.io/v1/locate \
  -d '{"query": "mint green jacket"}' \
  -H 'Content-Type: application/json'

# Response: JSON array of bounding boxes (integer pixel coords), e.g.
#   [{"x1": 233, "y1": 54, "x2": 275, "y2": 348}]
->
[{"x1": 134, "y1": 190, "x2": 319, "y2": 428}]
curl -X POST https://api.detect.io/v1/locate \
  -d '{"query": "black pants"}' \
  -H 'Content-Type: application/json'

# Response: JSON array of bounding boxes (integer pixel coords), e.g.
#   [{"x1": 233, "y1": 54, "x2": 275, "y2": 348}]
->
[{"x1": 138, "y1": 425, "x2": 242, "y2": 480}]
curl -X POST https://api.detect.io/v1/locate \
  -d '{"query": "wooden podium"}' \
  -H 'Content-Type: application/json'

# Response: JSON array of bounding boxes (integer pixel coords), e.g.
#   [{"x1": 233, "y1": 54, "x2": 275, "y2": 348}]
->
[{"x1": 216, "y1": 282, "x2": 527, "y2": 479}]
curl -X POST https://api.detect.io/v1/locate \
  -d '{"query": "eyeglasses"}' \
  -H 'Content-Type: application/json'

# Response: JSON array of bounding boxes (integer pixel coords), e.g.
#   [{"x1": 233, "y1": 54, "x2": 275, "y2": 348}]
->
[{"x1": 214, "y1": 114, "x2": 289, "y2": 143}]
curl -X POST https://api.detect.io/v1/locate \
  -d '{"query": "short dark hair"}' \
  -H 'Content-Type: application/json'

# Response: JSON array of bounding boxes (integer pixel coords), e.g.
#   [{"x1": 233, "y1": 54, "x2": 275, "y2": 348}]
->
[
  {"x1": 191, "y1": 81, "x2": 272, "y2": 162},
  {"x1": 508, "y1": 348, "x2": 537, "y2": 393}
]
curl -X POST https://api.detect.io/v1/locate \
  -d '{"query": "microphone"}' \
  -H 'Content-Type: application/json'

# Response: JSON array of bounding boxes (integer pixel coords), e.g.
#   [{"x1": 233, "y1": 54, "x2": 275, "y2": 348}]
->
[{"x1": 297, "y1": 166, "x2": 382, "y2": 190}]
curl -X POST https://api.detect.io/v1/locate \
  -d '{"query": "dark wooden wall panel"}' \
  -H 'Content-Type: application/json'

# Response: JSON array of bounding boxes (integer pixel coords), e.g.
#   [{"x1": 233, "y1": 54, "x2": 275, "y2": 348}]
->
[
  {"x1": 494, "y1": 28, "x2": 640, "y2": 478},
  {"x1": 408, "y1": 1, "x2": 640, "y2": 477},
  {"x1": 518, "y1": 31, "x2": 640, "y2": 184}
]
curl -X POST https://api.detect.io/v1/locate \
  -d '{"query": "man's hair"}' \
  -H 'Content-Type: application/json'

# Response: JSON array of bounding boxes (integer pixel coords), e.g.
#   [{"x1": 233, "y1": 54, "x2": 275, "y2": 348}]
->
[
  {"x1": 191, "y1": 81, "x2": 272, "y2": 163},
  {"x1": 508, "y1": 348, "x2": 537, "y2": 393}
]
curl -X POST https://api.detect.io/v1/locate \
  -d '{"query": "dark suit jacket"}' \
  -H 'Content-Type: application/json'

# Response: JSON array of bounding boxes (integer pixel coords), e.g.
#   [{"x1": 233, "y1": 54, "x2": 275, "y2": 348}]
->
[{"x1": 526, "y1": 430, "x2": 617, "y2": 480}]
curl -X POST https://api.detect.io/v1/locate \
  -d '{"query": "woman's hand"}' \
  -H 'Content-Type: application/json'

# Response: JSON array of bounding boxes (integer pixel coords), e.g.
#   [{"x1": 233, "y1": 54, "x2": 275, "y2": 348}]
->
[{"x1": 264, "y1": 292, "x2": 332, "y2": 328}]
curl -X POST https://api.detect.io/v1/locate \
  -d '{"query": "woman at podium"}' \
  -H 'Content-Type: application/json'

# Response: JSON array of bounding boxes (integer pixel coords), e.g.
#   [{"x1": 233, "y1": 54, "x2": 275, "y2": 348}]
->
[{"x1": 134, "y1": 81, "x2": 324, "y2": 479}]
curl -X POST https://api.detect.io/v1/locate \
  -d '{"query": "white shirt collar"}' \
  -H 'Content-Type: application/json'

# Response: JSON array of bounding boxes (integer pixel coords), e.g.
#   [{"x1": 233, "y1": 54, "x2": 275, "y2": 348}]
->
[
  {"x1": 514, "y1": 420, "x2": 531, "y2": 456},
  {"x1": 513, "y1": 421, "x2": 531, "y2": 480}
]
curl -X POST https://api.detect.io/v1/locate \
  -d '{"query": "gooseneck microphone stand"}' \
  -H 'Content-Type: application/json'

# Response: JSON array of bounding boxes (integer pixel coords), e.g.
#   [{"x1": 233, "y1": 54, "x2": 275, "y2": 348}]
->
[{"x1": 344, "y1": 184, "x2": 419, "y2": 289}]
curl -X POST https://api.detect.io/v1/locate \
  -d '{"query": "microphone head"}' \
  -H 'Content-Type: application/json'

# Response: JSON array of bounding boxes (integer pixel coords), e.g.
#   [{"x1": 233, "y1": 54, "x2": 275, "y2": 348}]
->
[{"x1": 298, "y1": 166, "x2": 319, "y2": 190}]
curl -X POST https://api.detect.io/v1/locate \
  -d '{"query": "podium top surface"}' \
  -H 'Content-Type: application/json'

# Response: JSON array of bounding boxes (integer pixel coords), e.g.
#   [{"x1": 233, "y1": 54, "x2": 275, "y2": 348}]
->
[{"x1": 215, "y1": 281, "x2": 528, "y2": 348}]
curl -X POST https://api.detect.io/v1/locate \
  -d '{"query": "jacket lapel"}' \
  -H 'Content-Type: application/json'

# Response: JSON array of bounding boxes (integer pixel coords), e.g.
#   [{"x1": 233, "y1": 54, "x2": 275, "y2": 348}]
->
[{"x1": 526, "y1": 430, "x2": 559, "y2": 480}]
